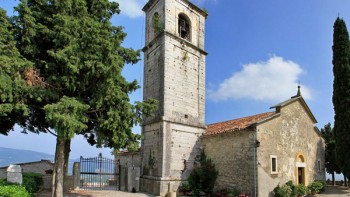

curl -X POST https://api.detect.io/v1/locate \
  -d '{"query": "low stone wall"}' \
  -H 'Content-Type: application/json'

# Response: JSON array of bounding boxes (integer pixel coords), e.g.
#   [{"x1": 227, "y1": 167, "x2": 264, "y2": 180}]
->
[
  {"x1": 0, "y1": 169, "x2": 6, "y2": 179},
  {"x1": 64, "y1": 175, "x2": 74, "y2": 192},
  {"x1": 41, "y1": 175, "x2": 53, "y2": 190},
  {"x1": 0, "y1": 160, "x2": 53, "y2": 179}
]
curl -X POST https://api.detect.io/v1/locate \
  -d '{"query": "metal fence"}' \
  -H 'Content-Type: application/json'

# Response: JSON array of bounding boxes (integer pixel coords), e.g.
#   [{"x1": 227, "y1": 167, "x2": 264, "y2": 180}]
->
[{"x1": 80, "y1": 153, "x2": 120, "y2": 190}]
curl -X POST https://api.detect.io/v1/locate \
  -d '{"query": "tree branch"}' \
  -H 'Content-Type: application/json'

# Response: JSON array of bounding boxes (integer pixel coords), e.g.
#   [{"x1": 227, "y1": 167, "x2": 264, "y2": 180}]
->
[{"x1": 46, "y1": 128, "x2": 57, "y2": 137}]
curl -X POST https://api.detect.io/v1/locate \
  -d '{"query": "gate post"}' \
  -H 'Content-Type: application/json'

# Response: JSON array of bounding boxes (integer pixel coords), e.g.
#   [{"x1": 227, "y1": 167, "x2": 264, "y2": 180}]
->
[
  {"x1": 119, "y1": 164, "x2": 121, "y2": 190},
  {"x1": 73, "y1": 162, "x2": 80, "y2": 190},
  {"x1": 7, "y1": 165, "x2": 22, "y2": 185}
]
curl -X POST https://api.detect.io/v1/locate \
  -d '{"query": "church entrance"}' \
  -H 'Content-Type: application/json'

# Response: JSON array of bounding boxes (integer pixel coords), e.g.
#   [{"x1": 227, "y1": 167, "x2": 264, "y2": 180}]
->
[
  {"x1": 296, "y1": 153, "x2": 306, "y2": 185},
  {"x1": 298, "y1": 167, "x2": 305, "y2": 185}
]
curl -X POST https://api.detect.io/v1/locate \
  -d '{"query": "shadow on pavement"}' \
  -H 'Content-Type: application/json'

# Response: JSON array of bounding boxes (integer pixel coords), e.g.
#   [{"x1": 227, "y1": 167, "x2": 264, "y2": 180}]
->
[{"x1": 320, "y1": 185, "x2": 350, "y2": 196}]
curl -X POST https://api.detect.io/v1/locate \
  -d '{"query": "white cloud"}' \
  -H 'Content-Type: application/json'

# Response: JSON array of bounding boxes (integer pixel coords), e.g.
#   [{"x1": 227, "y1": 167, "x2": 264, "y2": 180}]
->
[
  {"x1": 114, "y1": 0, "x2": 147, "y2": 18},
  {"x1": 208, "y1": 56, "x2": 311, "y2": 102}
]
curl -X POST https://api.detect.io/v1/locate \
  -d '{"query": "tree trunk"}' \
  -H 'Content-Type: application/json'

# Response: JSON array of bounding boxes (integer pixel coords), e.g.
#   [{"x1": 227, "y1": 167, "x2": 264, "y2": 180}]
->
[
  {"x1": 51, "y1": 140, "x2": 58, "y2": 196},
  {"x1": 64, "y1": 139, "x2": 71, "y2": 177},
  {"x1": 52, "y1": 138, "x2": 66, "y2": 197},
  {"x1": 332, "y1": 172, "x2": 335, "y2": 185},
  {"x1": 344, "y1": 175, "x2": 347, "y2": 187}
]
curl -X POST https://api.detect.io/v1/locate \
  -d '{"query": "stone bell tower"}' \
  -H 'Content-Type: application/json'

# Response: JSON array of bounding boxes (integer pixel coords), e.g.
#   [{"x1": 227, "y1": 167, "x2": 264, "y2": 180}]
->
[{"x1": 140, "y1": 0, "x2": 207, "y2": 195}]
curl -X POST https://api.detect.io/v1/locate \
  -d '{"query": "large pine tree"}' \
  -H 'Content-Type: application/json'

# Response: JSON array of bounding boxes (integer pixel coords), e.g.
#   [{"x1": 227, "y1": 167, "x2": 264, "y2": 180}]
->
[
  {"x1": 332, "y1": 17, "x2": 350, "y2": 179},
  {"x1": 0, "y1": 8, "x2": 31, "y2": 134},
  {"x1": 0, "y1": 0, "x2": 156, "y2": 196}
]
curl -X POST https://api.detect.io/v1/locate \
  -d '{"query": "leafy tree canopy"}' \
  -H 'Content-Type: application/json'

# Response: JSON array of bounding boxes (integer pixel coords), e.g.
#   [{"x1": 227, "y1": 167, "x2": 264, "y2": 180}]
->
[
  {"x1": 0, "y1": 7, "x2": 32, "y2": 135},
  {"x1": 0, "y1": 0, "x2": 157, "y2": 149}
]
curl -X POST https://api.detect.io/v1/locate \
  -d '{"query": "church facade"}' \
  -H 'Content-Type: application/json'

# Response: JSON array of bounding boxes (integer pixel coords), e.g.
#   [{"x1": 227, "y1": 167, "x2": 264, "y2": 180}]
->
[
  {"x1": 203, "y1": 93, "x2": 325, "y2": 197},
  {"x1": 115, "y1": 0, "x2": 325, "y2": 196}
]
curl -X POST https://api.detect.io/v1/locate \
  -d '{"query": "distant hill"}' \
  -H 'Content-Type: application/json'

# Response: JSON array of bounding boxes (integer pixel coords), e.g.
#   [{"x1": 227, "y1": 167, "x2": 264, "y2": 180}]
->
[
  {"x1": 0, "y1": 147, "x2": 54, "y2": 167},
  {"x1": 0, "y1": 147, "x2": 79, "y2": 174}
]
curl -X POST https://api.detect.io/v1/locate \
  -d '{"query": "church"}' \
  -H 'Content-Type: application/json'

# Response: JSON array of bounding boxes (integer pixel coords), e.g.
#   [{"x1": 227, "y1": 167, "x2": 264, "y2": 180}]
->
[{"x1": 115, "y1": 0, "x2": 325, "y2": 196}]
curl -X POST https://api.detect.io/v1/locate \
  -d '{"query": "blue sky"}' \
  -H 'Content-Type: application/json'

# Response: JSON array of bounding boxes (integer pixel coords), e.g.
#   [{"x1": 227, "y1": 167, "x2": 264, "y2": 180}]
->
[{"x1": 0, "y1": 0, "x2": 350, "y2": 167}]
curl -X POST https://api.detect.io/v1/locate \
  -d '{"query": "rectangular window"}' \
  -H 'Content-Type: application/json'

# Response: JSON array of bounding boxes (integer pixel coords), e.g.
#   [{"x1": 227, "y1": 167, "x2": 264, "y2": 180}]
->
[
  {"x1": 317, "y1": 160, "x2": 321, "y2": 172},
  {"x1": 271, "y1": 155, "x2": 277, "y2": 174}
]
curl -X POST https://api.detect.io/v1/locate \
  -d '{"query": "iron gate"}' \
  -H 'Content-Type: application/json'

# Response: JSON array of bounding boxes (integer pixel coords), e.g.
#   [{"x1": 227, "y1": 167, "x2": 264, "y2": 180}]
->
[{"x1": 80, "y1": 153, "x2": 120, "y2": 190}]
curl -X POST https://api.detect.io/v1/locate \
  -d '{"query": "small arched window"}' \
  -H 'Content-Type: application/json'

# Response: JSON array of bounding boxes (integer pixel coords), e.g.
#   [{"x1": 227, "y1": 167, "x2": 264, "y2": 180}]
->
[{"x1": 178, "y1": 14, "x2": 190, "y2": 41}]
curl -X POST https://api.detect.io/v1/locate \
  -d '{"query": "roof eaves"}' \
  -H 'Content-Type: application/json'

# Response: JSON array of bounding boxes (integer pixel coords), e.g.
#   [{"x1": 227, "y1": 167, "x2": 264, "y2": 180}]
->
[
  {"x1": 250, "y1": 112, "x2": 281, "y2": 127},
  {"x1": 202, "y1": 127, "x2": 250, "y2": 137},
  {"x1": 270, "y1": 96, "x2": 317, "y2": 124},
  {"x1": 313, "y1": 126, "x2": 324, "y2": 139},
  {"x1": 270, "y1": 97, "x2": 299, "y2": 109}
]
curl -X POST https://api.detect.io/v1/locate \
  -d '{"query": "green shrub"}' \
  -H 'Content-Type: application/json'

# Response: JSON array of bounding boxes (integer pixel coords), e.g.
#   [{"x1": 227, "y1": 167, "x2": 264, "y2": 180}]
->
[
  {"x1": 274, "y1": 181, "x2": 303, "y2": 197},
  {"x1": 188, "y1": 166, "x2": 203, "y2": 196},
  {"x1": 22, "y1": 172, "x2": 43, "y2": 195},
  {"x1": 226, "y1": 187, "x2": 240, "y2": 197},
  {"x1": 178, "y1": 182, "x2": 191, "y2": 193},
  {"x1": 273, "y1": 184, "x2": 292, "y2": 197},
  {"x1": 188, "y1": 151, "x2": 219, "y2": 196},
  {"x1": 0, "y1": 179, "x2": 8, "y2": 186},
  {"x1": 285, "y1": 180, "x2": 297, "y2": 196},
  {"x1": 314, "y1": 180, "x2": 326, "y2": 192},
  {"x1": 0, "y1": 179, "x2": 17, "y2": 186},
  {"x1": 296, "y1": 184, "x2": 307, "y2": 196},
  {"x1": 0, "y1": 185, "x2": 30, "y2": 197},
  {"x1": 214, "y1": 187, "x2": 240, "y2": 197},
  {"x1": 308, "y1": 181, "x2": 324, "y2": 194}
]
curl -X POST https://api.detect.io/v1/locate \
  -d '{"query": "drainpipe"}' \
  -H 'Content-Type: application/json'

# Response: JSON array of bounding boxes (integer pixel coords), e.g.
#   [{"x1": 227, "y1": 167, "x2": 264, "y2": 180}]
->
[{"x1": 253, "y1": 128, "x2": 260, "y2": 197}]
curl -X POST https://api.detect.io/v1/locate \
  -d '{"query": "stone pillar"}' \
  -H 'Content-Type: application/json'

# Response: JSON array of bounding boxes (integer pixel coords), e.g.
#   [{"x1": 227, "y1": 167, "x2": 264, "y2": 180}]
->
[
  {"x1": 127, "y1": 167, "x2": 140, "y2": 192},
  {"x1": 167, "y1": 182, "x2": 176, "y2": 197},
  {"x1": 73, "y1": 162, "x2": 80, "y2": 190},
  {"x1": 7, "y1": 165, "x2": 22, "y2": 185},
  {"x1": 119, "y1": 166, "x2": 126, "y2": 191}
]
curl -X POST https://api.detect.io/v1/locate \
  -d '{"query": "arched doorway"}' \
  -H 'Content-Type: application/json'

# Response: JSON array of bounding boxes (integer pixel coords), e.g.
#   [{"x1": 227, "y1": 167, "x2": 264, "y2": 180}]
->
[{"x1": 296, "y1": 153, "x2": 306, "y2": 185}]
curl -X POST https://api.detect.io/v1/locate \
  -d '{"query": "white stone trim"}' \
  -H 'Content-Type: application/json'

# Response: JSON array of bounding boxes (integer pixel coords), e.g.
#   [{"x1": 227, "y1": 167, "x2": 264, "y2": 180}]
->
[
  {"x1": 270, "y1": 155, "x2": 278, "y2": 174},
  {"x1": 296, "y1": 162, "x2": 306, "y2": 167}
]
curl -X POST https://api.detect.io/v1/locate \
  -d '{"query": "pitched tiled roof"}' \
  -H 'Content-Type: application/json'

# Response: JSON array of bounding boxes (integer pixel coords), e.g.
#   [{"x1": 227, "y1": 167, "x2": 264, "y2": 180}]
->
[{"x1": 204, "y1": 112, "x2": 276, "y2": 136}]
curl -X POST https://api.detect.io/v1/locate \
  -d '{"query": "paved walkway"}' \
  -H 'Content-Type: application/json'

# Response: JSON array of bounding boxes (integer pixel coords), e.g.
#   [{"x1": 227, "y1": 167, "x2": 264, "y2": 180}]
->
[
  {"x1": 37, "y1": 185, "x2": 350, "y2": 197},
  {"x1": 318, "y1": 185, "x2": 350, "y2": 197},
  {"x1": 36, "y1": 189, "x2": 156, "y2": 197}
]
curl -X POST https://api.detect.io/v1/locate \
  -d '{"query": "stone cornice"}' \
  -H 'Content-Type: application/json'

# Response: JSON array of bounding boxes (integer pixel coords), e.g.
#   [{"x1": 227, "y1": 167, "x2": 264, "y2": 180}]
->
[{"x1": 143, "y1": 31, "x2": 208, "y2": 56}]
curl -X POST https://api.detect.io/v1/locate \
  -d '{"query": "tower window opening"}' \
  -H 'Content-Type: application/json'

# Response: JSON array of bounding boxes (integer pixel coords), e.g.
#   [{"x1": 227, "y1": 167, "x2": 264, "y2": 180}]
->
[{"x1": 178, "y1": 14, "x2": 190, "y2": 41}]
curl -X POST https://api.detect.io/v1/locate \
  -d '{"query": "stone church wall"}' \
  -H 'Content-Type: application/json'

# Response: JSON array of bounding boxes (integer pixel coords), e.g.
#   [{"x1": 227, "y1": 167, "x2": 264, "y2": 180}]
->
[
  {"x1": 256, "y1": 100, "x2": 325, "y2": 197},
  {"x1": 202, "y1": 130, "x2": 257, "y2": 194}
]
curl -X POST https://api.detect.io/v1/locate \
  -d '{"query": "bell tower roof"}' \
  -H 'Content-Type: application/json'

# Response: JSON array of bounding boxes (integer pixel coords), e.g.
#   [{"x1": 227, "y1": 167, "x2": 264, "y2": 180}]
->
[
  {"x1": 291, "y1": 83, "x2": 301, "y2": 98},
  {"x1": 143, "y1": 0, "x2": 208, "y2": 17}
]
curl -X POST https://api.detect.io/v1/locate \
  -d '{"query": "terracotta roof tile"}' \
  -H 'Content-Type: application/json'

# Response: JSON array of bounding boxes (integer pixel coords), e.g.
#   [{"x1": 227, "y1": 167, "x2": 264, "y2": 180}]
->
[{"x1": 204, "y1": 112, "x2": 276, "y2": 136}]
